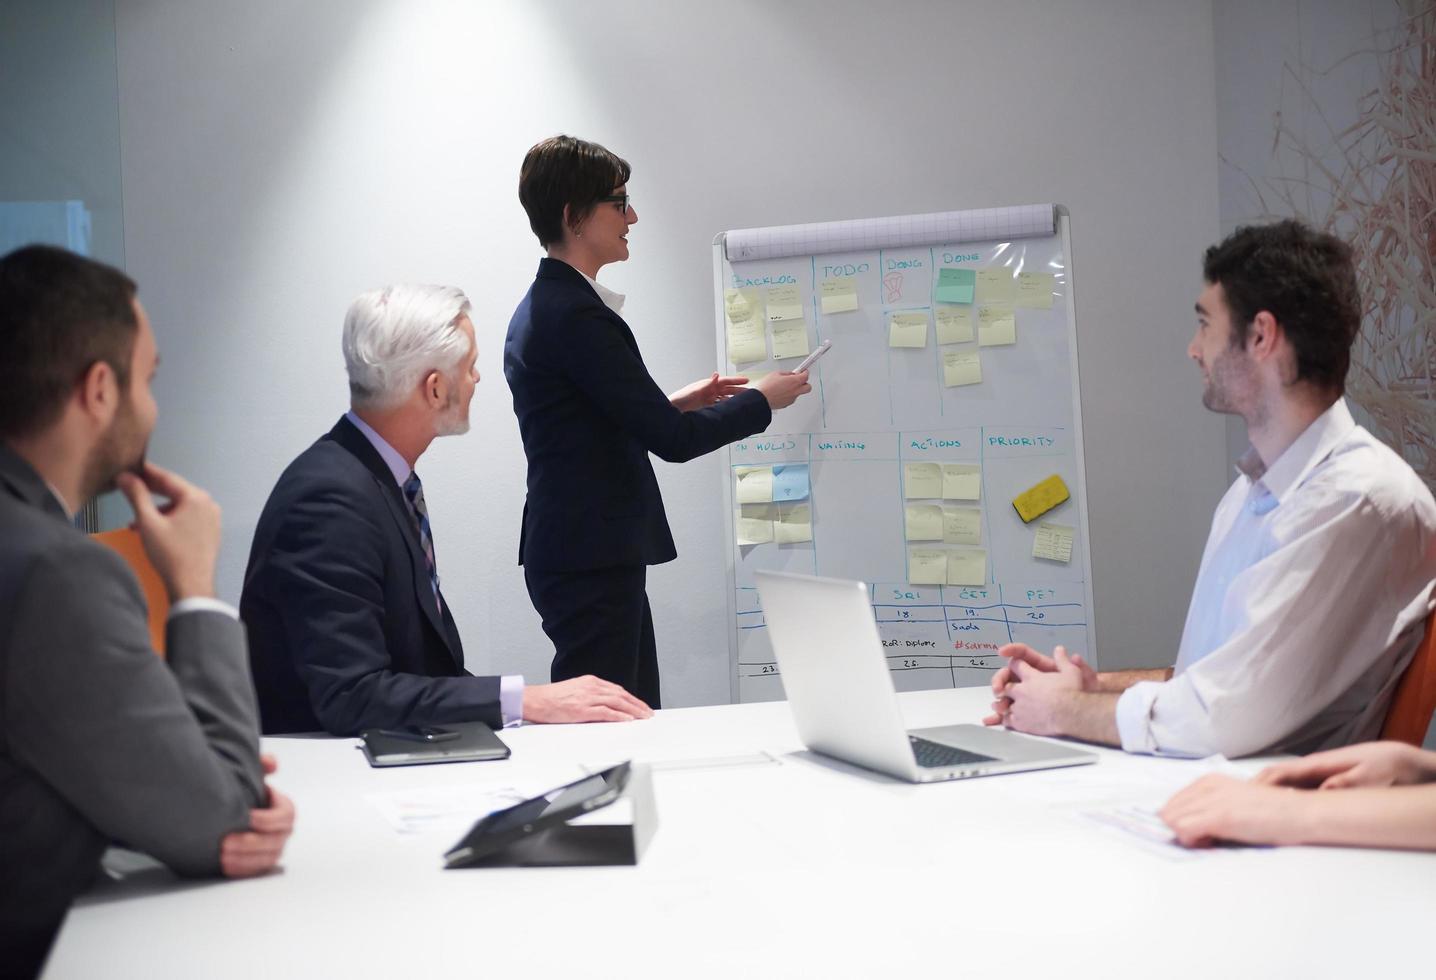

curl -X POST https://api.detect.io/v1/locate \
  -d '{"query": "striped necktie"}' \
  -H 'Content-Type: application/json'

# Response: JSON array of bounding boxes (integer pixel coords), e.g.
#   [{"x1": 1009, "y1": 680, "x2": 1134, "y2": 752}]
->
[{"x1": 402, "y1": 471, "x2": 441, "y2": 612}]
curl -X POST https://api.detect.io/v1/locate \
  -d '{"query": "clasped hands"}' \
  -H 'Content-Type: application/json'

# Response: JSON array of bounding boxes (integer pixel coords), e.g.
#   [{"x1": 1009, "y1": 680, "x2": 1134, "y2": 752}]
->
[{"x1": 982, "y1": 642, "x2": 1097, "y2": 737}]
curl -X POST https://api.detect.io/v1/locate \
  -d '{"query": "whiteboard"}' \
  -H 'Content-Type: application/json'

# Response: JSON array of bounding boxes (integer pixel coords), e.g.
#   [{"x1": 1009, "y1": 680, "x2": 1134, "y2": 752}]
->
[{"x1": 712, "y1": 205, "x2": 1097, "y2": 703}]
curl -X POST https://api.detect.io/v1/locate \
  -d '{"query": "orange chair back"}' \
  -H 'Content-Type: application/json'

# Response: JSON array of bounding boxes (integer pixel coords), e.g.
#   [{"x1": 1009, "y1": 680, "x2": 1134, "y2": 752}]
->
[
  {"x1": 1381, "y1": 607, "x2": 1436, "y2": 746},
  {"x1": 92, "y1": 528, "x2": 169, "y2": 657}
]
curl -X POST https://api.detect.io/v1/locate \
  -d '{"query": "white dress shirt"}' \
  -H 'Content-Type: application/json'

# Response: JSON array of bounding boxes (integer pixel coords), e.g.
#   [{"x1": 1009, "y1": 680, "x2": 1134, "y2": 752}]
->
[
  {"x1": 564, "y1": 261, "x2": 626, "y2": 314},
  {"x1": 345, "y1": 411, "x2": 524, "y2": 726},
  {"x1": 1115, "y1": 398, "x2": 1436, "y2": 758}
]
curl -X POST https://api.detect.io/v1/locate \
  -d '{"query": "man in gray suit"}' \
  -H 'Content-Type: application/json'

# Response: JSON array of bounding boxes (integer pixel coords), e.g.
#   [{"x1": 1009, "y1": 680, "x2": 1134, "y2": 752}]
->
[{"x1": 0, "y1": 246, "x2": 295, "y2": 979}]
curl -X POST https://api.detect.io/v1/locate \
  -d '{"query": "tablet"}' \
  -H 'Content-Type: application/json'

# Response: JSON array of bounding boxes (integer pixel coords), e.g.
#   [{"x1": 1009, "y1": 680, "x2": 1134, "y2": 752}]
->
[
  {"x1": 443, "y1": 762, "x2": 632, "y2": 868},
  {"x1": 359, "y1": 722, "x2": 511, "y2": 768}
]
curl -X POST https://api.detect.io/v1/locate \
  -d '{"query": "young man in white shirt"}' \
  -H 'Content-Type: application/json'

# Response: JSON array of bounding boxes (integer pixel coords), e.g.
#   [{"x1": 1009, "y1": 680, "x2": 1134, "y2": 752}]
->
[{"x1": 984, "y1": 220, "x2": 1436, "y2": 758}]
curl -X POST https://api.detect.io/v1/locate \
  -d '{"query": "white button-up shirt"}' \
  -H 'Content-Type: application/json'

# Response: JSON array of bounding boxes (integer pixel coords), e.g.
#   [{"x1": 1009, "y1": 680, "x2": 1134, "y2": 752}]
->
[
  {"x1": 567, "y1": 263, "x2": 626, "y2": 314},
  {"x1": 1115, "y1": 398, "x2": 1436, "y2": 758}
]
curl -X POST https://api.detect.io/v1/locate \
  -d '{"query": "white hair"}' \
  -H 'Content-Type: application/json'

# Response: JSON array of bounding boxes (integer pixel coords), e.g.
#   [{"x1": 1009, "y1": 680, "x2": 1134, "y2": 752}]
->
[{"x1": 342, "y1": 284, "x2": 472, "y2": 411}]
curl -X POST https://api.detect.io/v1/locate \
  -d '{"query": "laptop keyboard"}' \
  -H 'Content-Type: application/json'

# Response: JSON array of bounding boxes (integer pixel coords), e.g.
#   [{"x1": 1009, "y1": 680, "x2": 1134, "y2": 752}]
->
[{"x1": 909, "y1": 736, "x2": 997, "y2": 769}]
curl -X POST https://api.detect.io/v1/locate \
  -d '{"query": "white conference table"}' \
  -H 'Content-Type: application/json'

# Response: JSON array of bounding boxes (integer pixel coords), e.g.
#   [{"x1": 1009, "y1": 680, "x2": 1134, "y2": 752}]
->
[{"x1": 46, "y1": 687, "x2": 1435, "y2": 979}]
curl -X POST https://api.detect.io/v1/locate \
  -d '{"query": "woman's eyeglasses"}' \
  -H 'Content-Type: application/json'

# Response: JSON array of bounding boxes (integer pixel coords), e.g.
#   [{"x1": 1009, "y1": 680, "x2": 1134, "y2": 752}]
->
[{"x1": 599, "y1": 194, "x2": 632, "y2": 213}]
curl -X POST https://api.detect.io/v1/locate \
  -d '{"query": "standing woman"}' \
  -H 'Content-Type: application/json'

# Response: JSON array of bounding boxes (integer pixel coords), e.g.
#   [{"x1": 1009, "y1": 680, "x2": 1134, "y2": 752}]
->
[{"x1": 505, "y1": 135, "x2": 810, "y2": 708}]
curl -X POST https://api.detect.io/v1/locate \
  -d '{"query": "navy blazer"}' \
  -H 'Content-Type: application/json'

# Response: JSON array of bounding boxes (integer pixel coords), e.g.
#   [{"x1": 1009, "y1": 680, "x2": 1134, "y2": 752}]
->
[
  {"x1": 241, "y1": 417, "x2": 501, "y2": 735},
  {"x1": 505, "y1": 258, "x2": 772, "y2": 572}
]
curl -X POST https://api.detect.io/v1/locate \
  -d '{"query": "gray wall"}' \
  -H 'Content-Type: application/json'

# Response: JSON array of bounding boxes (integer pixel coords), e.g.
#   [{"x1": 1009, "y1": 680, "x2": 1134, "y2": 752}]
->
[
  {"x1": 113, "y1": 0, "x2": 1229, "y2": 705},
  {"x1": 0, "y1": 0, "x2": 124, "y2": 266},
  {"x1": 0, "y1": 0, "x2": 128, "y2": 529}
]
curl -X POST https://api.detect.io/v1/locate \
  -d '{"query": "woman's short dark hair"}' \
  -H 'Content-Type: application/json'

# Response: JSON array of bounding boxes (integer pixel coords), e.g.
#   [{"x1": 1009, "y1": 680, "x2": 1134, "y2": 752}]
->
[
  {"x1": 0, "y1": 245, "x2": 138, "y2": 440},
  {"x1": 518, "y1": 135, "x2": 631, "y2": 248},
  {"x1": 1202, "y1": 220, "x2": 1361, "y2": 394}
]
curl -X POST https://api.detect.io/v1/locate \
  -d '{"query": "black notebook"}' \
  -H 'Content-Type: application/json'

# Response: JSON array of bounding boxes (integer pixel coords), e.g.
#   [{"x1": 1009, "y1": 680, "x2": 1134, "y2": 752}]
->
[{"x1": 359, "y1": 722, "x2": 511, "y2": 768}]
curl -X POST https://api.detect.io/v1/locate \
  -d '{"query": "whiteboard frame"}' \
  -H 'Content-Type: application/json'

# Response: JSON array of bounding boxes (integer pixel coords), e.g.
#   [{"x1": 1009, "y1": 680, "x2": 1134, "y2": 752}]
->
[{"x1": 712, "y1": 207, "x2": 1096, "y2": 704}]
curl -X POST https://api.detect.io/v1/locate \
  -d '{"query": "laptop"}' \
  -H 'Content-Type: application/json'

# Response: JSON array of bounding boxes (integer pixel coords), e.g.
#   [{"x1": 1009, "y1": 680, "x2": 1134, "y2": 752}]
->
[{"x1": 754, "y1": 570, "x2": 1096, "y2": 782}]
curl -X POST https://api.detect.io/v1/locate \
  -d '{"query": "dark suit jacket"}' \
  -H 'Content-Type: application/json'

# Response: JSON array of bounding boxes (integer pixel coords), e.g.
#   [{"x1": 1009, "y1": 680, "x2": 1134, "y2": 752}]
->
[
  {"x1": 0, "y1": 447, "x2": 263, "y2": 979},
  {"x1": 241, "y1": 416, "x2": 501, "y2": 736},
  {"x1": 505, "y1": 258, "x2": 772, "y2": 572}
]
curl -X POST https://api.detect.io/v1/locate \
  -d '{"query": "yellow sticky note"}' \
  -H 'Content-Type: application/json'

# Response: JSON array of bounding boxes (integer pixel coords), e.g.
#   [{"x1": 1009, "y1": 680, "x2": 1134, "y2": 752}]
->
[
  {"x1": 727, "y1": 319, "x2": 767, "y2": 365},
  {"x1": 942, "y1": 349, "x2": 982, "y2": 387},
  {"x1": 723, "y1": 288, "x2": 769, "y2": 364},
  {"x1": 976, "y1": 268, "x2": 1016, "y2": 305},
  {"x1": 935, "y1": 305, "x2": 974, "y2": 345},
  {"x1": 888, "y1": 312, "x2": 928, "y2": 349},
  {"x1": 909, "y1": 549, "x2": 948, "y2": 586},
  {"x1": 947, "y1": 549, "x2": 987, "y2": 586},
  {"x1": 903, "y1": 462, "x2": 942, "y2": 498},
  {"x1": 775, "y1": 502, "x2": 813, "y2": 544},
  {"x1": 736, "y1": 502, "x2": 774, "y2": 545},
  {"x1": 771, "y1": 320, "x2": 810, "y2": 360},
  {"x1": 820, "y1": 278, "x2": 860, "y2": 314},
  {"x1": 725, "y1": 287, "x2": 762, "y2": 320},
  {"x1": 904, "y1": 504, "x2": 944, "y2": 541},
  {"x1": 977, "y1": 305, "x2": 1016, "y2": 347},
  {"x1": 1017, "y1": 272, "x2": 1055, "y2": 309},
  {"x1": 735, "y1": 465, "x2": 774, "y2": 504},
  {"x1": 1032, "y1": 522, "x2": 1074, "y2": 562},
  {"x1": 942, "y1": 507, "x2": 982, "y2": 545},
  {"x1": 766, "y1": 285, "x2": 804, "y2": 322},
  {"x1": 942, "y1": 464, "x2": 981, "y2": 501},
  {"x1": 1012, "y1": 474, "x2": 1070, "y2": 523}
]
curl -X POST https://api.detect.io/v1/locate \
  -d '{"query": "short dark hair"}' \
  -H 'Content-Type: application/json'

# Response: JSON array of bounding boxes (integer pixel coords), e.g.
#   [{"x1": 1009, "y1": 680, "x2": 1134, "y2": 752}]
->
[
  {"x1": 0, "y1": 245, "x2": 139, "y2": 440},
  {"x1": 518, "y1": 135, "x2": 631, "y2": 247},
  {"x1": 1202, "y1": 220, "x2": 1361, "y2": 394}
]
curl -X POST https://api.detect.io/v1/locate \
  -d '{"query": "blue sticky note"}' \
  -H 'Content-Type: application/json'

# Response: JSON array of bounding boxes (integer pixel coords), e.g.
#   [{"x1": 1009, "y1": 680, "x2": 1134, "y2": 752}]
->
[
  {"x1": 771, "y1": 464, "x2": 810, "y2": 502},
  {"x1": 935, "y1": 267, "x2": 975, "y2": 305}
]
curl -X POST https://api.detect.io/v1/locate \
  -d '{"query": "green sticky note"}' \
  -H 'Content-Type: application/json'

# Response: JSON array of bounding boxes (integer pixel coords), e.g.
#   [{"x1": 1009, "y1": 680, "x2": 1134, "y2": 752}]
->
[{"x1": 935, "y1": 268, "x2": 976, "y2": 305}]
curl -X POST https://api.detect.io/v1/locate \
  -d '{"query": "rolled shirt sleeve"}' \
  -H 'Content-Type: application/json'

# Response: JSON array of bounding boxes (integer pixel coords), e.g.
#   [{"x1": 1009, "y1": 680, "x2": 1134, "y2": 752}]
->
[{"x1": 1115, "y1": 479, "x2": 1435, "y2": 759}]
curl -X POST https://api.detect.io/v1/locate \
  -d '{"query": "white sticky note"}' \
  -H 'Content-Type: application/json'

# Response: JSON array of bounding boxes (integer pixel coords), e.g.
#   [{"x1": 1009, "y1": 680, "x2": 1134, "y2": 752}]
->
[
  {"x1": 1017, "y1": 272, "x2": 1055, "y2": 309},
  {"x1": 766, "y1": 285, "x2": 804, "y2": 322},
  {"x1": 775, "y1": 502, "x2": 813, "y2": 544},
  {"x1": 903, "y1": 462, "x2": 943, "y2": 499},
  {"x1": 1032, "y1": 522, "x2": 1074, "y2": 562},
  {"x1": 735, "y1": 466, "x2": 774, "y2": 504},
  {"x1": 935, "y1": 305, "x2": 974, "y2": 345},
  {"x1": 942, "y1": 349, "x2": 982, "y2": 387},
  {"x1": 942, "y1": 507, "x2": 982, "y2": 545},
  {"x1": 904, "y1": 504, "x2": 944, "y2": 541},
  {"x1": 975, "y1": 268, "x2": 1016, "y2": 305},
  {"x1": 888, "y1": 312, "x2": 928, "y2": 349},
  {"x1": 977, "y1": 305, "x2": 1016, "y2": 347},
  {"x1": 942, "y1": 464, "x2": 982, "y2": 501},
  {"x1": 736, "y1": 508, "x2": 774, "y2": 545},
  {"x1": 909, "y1": 549, "x2": 948, "y2": 586},
  {"x1": 771, "y1": 320, "x2": 810, "y2": 360},
  {"x1": 820, "y1": 278, "x2": 860, "y2": 314},
  {"x1": 946, "y1": 549, "x2": 987, "y2": 586}
]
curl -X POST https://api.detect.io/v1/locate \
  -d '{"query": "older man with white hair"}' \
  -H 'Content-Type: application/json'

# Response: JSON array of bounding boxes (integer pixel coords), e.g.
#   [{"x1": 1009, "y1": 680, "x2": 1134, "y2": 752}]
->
[{"x1": 241, "y1": 284, "x2": 651, "y2": 735}]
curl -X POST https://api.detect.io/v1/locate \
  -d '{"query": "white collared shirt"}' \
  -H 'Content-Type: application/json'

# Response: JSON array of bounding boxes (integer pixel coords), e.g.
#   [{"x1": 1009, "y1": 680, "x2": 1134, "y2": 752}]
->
[
  {"x1": 560, "y1": 261, "x2": 625, "y2": 314},
  {"x1": 1115, "y1": 398, "x2": 1436, "y2": 757},
  {"x1": 345, "y1": 411, "x2": 525, "y2": 726}
]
